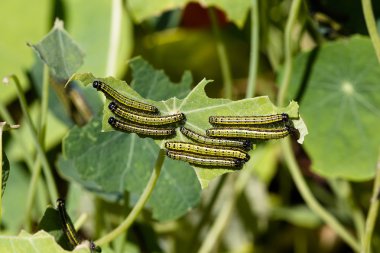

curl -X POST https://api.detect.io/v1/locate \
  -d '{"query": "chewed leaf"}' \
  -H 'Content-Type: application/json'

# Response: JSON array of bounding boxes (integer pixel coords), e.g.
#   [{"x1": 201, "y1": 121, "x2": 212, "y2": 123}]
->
[{"x1": 70, "y1": 73, "x2": 306, "y2": 188}]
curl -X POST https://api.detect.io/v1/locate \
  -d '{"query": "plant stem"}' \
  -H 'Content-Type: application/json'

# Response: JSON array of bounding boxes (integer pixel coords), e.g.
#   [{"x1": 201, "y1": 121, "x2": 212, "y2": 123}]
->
[
  {"x1": 3, "y1": 75, "x2": 58, "y2": 204},
  {"x1": 282, "y1": 138, "x2": 360, "y2": 251},
  {"x1": 277, "y1": 0, "x2": 360, "y2": 250},
  {"x1": 198, "y1": 169, "x2": 253, "y2": 253},
  {"x1": 245, "y1": 0, "x2": 260, "y2": 99},
  {"x1": 361, "y1": 157, "x2": 380, "y2": 253},
  {"x1": 187, "y1": 174, "x2": 227, "y2": 252},
  {"x1": 277, "y1": 0, "x2": 302, "y2": 107},
  {"x1": 95, "y1": 149, "x2": 165, "y2": 246},
  {"x1": 0, "y1": 123, "x2": 3, "y2": 224},
  {"x1": 209, "y1": 8, "x2": 233, "y2": 99},
  {"x1": 362, "y1": 0, "x2": 380, "y2": 63},
  {"x1": 25, "y1": 65, "x2": 50, "y2": 228},
  {"x1": 106, "y1": 0, "x2": 123, "y2": 76}
]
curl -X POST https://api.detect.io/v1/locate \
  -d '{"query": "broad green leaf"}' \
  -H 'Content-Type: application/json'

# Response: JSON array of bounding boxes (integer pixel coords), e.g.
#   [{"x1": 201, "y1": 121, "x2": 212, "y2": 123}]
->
[
  {"x1": 70, "y1": 73, "x2": 305, "y2": 188},
  {"x1": 128, "y1": 0, "x2": 250, "y2": 27},
  {"x1": 289, "y1": 36, "x2": 380, "y2": 180},
  {"x1": 0, "y1": 0, "x2": 51, "y2": 104},
  {"x1": 1, "y1": 151, "x2": 9, "y2": 197},
  {"x1": 65, "y1": 0, "x2": 133, "y2": 77},
  {"x1": 58, "y1": 117, "x2": 201, "y2": 221},
  {"x1": 29, "y1": 19, "x2": 84, "y2": 82},
  {"x1": 129, "y1": 56, "x2": 192, "y2": 100},
  {"x1": 0, "y1": 231, "x2": 90, "y2": 253},
  {"x1": 60, "y1": 58, "x2": 200, "y2": 221}
]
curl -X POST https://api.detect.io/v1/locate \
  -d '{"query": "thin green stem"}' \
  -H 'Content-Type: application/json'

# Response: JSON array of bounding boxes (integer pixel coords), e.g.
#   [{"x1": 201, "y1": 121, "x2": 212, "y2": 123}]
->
[
  {"x1": 25, "y1": 65, "x2": 50, "y2": 228},
  {"x1": 106, "y1": 0, "x2": 123, "y2": 76},
  {"x1": 277, "y1": 0, "x2": 302, "y2": 106},
  {"x1": 39, "y1": 65, "x2": 49, "y2": 142},
  {"x1": 3, "y1": 75, "x2": 58, "y2": 204},
  {"x1": 277, "y1": 1, "x2": 360, "y2": 250},
  {"x1": 198, "y1": 169, "x2": 253, "y2": 253},
  {"x1": 187, "y1": 174, "x2": 227, "y2": 252},
  {"x1": 245, "y1": 0, "x2": 260, "y2": 99},
  {"x1": 347, "y1": 183, "x2": 366, "y2": 242},
  {"x1": 361, "y1": 157, "x2": 380, "y2": 253},
  {"x1": 0, "y1": 103, "x2": 48, "y2": 230},
  {"x1": 95, "y1": 149, "x2": 166, "y2": 246},
  {"x1": 0, "y1": 123, "x2": 3, "y2": 224},
  {"x1": 282, "y1": 138, "x2": 360, "y2": 251},
  {"x1": 362, "y1": 0, "x2": 380, "y2": 63},
  {"x1": 209, "y1": 8, "x2": 233, "y2": 99}
]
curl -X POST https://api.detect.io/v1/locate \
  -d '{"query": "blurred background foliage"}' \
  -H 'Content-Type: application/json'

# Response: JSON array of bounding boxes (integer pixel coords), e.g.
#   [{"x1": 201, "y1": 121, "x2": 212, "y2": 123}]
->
[{"x1": 0, "y1": 0, "x2": 380, "y2": 252}]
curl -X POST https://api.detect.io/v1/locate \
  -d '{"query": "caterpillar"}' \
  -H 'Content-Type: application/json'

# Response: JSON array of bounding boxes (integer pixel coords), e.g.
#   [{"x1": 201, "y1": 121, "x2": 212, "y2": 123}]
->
[
  {"x1": 56, "y1": 199, "x2": 101, "y2": 253},
  {"x1": 206, "y1": 126, "x2": 290, "y2": 139},
  {"x1": 166, "y1": 150, "x2": 244, "y2": 168},
  {"x1": 108, "y1": 102, "x2": 185, "y2": 126},
  {"x1": 180, "y1": 127, "x2": 252, "y2": 150},
  {"x1": 165, "y1": 141, "x2": 250, "y2": 161},
  {"x1": 108, "y1": 117, "x2": 175, "y2": 137},
  {"x1": 92, "y1": 80, "x2": 158, "y2": 113},
  {"x1": 209, "y1": 113, "x2": 289, "y2": 125}
]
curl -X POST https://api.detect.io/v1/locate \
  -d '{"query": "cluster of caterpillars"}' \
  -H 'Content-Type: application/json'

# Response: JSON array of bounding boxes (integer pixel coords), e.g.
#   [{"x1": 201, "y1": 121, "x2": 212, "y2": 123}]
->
[{"x1": 93, "y1": 80, "x2": 295, "y2": 169}]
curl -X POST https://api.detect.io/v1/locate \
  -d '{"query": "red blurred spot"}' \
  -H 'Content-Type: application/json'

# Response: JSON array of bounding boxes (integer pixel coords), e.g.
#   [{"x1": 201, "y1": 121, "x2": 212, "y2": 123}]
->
[{"x1": 180, "y1": 2, "x2": 228, "y2": 28}]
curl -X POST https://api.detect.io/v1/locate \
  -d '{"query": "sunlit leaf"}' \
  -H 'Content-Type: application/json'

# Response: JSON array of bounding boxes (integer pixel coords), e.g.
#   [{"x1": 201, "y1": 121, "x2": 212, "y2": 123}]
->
[
  {"x1": 29, "y1": 19, "x2": 84, "y2": 82},
  {"x1": 289, "y1": 36, "x2": 380, "y2": 180}
]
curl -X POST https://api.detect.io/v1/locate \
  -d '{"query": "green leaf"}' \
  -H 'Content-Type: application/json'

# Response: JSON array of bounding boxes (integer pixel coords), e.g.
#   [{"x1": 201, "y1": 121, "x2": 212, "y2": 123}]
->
[
  {"x1": 29, "y1": 19, "x2": 84, "y2": 82},
  {"x1": 58, "y1": 118, "x2": 201, "y2": 221},
  {"x1": 0, "y1": 230, "x2": 90, "y2": 253},
  {"x1": 70, "y1": 71, "x2": 305, "y2": 189},
  {"x1": 128, "y1": 0, "x2": 250, "y2": 27},
  {"x1": 289, "y1": 36, "x2": 380, "y2": 180},
  {"x1": 1, "y1": 151, "x2": 9, "y2": 197},
  {"x1": 60, "y1": 58, "x2": 200, "y2": 221},
  {"x1": 129, "y1": 56, "x2": 192, "y2": 100}
]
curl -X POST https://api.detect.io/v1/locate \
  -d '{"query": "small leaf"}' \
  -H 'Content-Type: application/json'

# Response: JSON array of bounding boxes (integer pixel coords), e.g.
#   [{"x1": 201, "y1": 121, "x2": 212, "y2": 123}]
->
[
  {"x1": 29, "y1": 19, "x2": 84, "y2": 82},
  {"x1": 289, "y1": 36, "x2": 380, "y2": 180},
  {"x1": 0, "y1": 230, "x2": 90, "y2": 253}
]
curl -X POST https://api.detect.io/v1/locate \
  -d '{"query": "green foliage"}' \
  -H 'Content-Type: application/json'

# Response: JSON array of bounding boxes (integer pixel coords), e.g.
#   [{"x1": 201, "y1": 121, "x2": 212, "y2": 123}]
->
[
  {"x1": 1, "y1": 0, "x2": 380, "y2": 252},
  {"x1": 68, "y1": 58, "x2": 306, "y2": 189},
  {"x1": 289, "y1": 36, "x2": 380, "y2": 180},
  {"x1": 29, "y1": 19, "x2": 84, "y2": 81}
]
